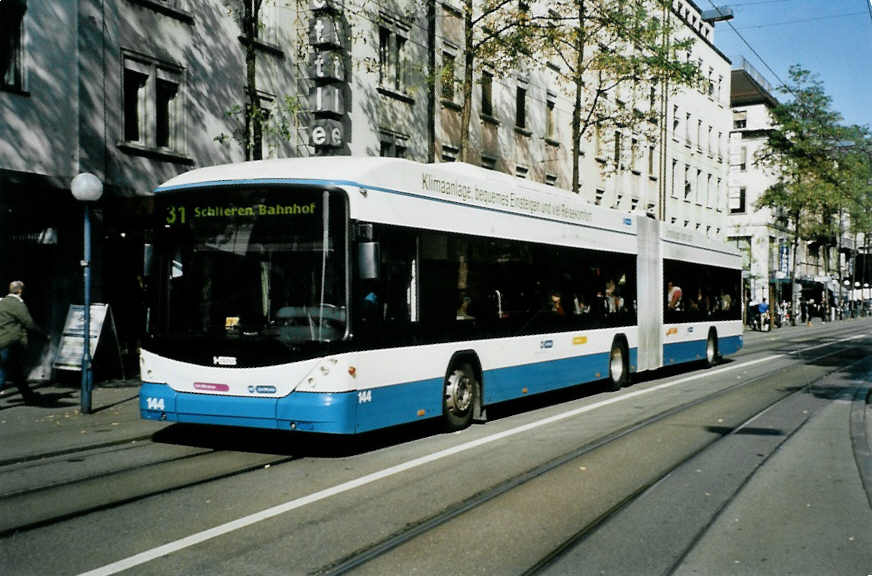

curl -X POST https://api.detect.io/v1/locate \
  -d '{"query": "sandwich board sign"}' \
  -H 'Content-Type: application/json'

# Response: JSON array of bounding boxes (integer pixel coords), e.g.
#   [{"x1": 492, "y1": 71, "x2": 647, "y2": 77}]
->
[{"x1": 53, "y1": 303, "x2": 125, "y2": 378}]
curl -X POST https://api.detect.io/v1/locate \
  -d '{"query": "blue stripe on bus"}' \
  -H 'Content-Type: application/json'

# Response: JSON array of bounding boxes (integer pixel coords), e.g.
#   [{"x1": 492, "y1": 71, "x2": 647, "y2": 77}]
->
[
  {"x1": 663, "y1": 340, "x2": 706, "y2": 365},
  {"x1": 484, "y1": 347, "x2": 638, "y2": 404},
  {"x1": 353, "y1": 378, "x2": 444, "y2": 433},
  {"x1": 717, "y1": 334, "x2": 743, "y2": 356},
  {"x1": 663, "y1": 334, "x2": 742, "y2": 365}
]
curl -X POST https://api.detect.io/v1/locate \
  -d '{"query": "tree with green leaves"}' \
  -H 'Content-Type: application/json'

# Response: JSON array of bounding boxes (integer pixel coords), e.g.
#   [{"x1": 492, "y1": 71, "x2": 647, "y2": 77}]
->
[
  {"x1": 456, "y1": 0, "x2": 540, "y2": 163},
  {"x1": 215, "y1": 1, "x2": 309, "y2": 160},
  {"x1": 756, "y1": 65, "x2": 843, "y2": 324},
  {"x1": 823, "y1": 124, "x2": 872, "y2": 312},
  {"x1": 541, "y1": 0, "x2": 698, "y2": 193},
  {"x1": 841, "y1": 127, "x2": 872, "y2": 258},
  {"x1": 241, "y1": 0, "x2": 265, "y2": 161},
  {"x1": 213, "y1": 1, "x2": 266, "y2": 160}
]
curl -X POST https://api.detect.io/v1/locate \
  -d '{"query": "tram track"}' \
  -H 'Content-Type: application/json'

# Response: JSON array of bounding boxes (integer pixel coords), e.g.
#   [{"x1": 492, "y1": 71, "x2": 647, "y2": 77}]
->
[
  {"x1": 0, "y1": 441, "x2": 295, "y2": 537},
  {"x1": 524, "y1": 370, "x2": 856, "y2": 576},
  {"x1": 315, "y1": 334, "x2": 870, "y2": 576},
  {"x1": 0, "y1": 433, "x2": 156, "y2": 470}
]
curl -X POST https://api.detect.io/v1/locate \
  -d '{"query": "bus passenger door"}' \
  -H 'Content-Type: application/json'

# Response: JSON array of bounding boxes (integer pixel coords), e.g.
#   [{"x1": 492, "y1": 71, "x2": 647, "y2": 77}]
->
[{"x1": 636, "y1": 216, "x2": 662, "y2": 371}]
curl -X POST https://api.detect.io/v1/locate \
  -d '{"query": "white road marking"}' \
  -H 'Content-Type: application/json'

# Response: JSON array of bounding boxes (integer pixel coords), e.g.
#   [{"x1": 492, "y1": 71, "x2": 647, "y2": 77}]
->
[{"x1": 79, "y1": 333, "x2": 867, "y2": 575}]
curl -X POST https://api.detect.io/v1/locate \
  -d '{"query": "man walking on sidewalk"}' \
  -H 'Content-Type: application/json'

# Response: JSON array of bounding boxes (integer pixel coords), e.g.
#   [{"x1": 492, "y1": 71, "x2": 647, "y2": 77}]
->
[{"x1": 0, "y1": 280, "x2": 43, "y2": 403}]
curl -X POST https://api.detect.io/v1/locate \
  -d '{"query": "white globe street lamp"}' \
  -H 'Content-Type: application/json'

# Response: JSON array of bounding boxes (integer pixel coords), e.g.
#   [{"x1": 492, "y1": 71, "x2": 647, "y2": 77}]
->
[{"x1": 71, "y1": 173, "x2": 104, "y2": 414}]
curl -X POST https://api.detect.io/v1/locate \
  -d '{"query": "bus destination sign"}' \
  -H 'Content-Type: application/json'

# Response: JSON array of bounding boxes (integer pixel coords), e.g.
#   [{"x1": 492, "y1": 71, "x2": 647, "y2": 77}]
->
[{"x1": 165, "y1": 202, "x2": 318, "y2": 225}]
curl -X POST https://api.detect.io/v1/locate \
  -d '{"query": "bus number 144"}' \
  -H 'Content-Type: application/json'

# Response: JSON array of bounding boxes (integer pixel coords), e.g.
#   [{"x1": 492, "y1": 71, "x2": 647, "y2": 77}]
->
[{"x1": 357, "y1": 390, "x2": 372, "y2": 404}]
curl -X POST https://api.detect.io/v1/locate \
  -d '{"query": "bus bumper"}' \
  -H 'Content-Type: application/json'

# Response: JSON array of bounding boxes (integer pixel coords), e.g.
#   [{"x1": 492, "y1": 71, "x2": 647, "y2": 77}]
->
[{"x1": 139, "y1": 382, "x2": 359, "y2": 434}]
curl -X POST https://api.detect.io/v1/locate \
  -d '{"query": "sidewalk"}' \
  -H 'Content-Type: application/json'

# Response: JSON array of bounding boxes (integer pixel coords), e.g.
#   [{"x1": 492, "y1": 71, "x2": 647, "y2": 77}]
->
[
  {"x1": 0, "y1": 378, "x2": 168, "y2": 465},
  {"x1": 741, "y1": 314, "x2": 871, "y2": 345}
]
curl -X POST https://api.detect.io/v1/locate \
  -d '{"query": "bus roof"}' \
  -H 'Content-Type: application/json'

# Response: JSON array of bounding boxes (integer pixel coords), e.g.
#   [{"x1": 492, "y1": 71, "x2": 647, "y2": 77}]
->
[
  {"x1": 155, "y1": 157, "x2": 738, "y2": 262},
  {"x1": 155, "y1": 157, "x2": 415, "y2": 192}
]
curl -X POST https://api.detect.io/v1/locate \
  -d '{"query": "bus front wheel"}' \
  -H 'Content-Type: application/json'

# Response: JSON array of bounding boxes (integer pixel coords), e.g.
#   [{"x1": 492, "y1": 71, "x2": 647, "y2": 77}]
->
[
  {"x1": 443, "y1": 361, "x2": 477, "y2": 431},
  {"x1": 705, "y1": 329, "x2": 718, "y2": 368},
  {"x1": 607, "y1": 337, "x2": 629, "y2": 391}
]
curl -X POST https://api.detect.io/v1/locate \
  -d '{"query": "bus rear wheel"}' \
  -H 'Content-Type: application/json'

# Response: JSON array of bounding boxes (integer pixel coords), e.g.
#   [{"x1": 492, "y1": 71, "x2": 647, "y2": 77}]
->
[
  {"x1": 607, "y1": 337, "x2": 629, "y2": 391},
  {"x1": 443, "y1": 361, "x2": 477, "y2": 431}
]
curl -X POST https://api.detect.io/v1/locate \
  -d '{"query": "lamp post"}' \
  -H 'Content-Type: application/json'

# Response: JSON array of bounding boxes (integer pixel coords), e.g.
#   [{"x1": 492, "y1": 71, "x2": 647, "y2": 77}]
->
[{"x1": 71, "y1": 173, "x2": 103, "y2": 414}]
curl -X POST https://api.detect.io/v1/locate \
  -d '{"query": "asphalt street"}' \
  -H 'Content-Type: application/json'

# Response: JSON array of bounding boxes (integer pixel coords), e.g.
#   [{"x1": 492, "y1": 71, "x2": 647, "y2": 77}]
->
[{"x1": 0, "y1": 318, "x2": 869, "y2": 576}]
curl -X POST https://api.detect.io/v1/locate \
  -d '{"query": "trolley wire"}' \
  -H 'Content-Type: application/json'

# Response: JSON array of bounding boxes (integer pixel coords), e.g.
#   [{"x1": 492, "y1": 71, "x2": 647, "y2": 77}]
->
[
  {"x1": 703, "y1": 0, "x2": 793, "y2": 94},
  {"x1": 737, "y1": 11, "x2": 867, "y2": 29}
]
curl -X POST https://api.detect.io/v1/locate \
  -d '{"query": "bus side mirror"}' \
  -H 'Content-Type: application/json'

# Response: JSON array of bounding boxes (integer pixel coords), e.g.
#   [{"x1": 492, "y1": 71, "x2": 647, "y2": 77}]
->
[
  {"x1": 143, "y1": 243, "x2": 153, "y2": 278},
  {"x1": 358, "y1": 242, "x2": 380, "y2": 280}
]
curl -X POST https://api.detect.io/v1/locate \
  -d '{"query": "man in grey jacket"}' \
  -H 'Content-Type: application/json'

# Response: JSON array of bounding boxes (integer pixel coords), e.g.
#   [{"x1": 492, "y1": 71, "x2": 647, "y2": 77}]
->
[{"x1": 0, "y1": 280, "x2": 42, "y2": 403}]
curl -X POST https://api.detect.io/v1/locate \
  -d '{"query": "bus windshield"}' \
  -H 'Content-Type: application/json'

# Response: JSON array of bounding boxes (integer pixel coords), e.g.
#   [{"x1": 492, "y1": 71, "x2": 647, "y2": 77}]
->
[{"x1": 150, "y1": 186, "x2": 347, "y2": 354}]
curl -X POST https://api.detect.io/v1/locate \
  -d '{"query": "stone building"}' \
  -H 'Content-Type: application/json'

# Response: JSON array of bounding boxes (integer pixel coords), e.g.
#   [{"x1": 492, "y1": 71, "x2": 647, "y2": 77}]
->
[
  {"x1": 0, "y1": 0, "x2": 733, "y2": 378},
  {"x1": 726, "y1": 58, "x2": 785, "y2": 308}
]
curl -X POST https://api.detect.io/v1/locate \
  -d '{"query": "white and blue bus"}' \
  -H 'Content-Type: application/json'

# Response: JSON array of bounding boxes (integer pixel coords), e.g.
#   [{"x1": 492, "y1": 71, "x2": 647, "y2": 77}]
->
[{"x1": 140, "y1": 158, "x2": 743, "y2": 433}]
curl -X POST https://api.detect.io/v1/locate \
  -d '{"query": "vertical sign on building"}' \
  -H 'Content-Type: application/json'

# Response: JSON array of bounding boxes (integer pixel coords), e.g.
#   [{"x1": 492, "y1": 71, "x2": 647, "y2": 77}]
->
[{"x1": 309, "y1": 0, "x2": 348, "y2": 153}]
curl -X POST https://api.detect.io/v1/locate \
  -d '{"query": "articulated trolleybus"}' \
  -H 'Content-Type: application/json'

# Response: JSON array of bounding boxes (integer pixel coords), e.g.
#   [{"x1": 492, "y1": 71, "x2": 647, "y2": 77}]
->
[{"x1": 140, "y1": 157, "x2": 743, "y2": 433}]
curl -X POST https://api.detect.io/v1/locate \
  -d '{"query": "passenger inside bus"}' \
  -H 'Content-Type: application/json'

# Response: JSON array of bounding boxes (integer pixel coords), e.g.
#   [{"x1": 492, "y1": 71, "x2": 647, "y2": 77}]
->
[
  {"x1": 550, "y1": 291, "x2": 565, "y2": 315},
  {"x1": 667, "y1": 281, "x2": 683, "y2": 311},
  {"x1": 456, "y1": 293, "x2": 474, "y2": 320},
  {"x1": 572, "y1": 293, "x2": 588, "y2": 315}
]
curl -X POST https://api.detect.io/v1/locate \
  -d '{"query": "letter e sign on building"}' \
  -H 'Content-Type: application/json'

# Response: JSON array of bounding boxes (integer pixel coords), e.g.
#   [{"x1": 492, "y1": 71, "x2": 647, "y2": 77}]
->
[{"x1": 309, "y1": 0, "x2": 347, "y2": 152}]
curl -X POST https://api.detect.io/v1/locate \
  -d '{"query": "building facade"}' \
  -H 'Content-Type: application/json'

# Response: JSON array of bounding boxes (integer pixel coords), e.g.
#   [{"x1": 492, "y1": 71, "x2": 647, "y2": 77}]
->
[
  {"x1": 430, "y1": 0, "x2": 731, "y2": 238},
  {"x1": 726, "y1": 58, "x2": 785, "y2": 308},
  {"x1": 1, "y1": 0, "x2": 733, "y2": 379}
]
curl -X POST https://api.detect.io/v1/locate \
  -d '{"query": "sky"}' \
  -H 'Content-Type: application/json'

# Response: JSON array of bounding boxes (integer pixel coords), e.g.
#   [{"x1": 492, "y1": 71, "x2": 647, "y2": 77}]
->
[{"x1": 709, "y1": 0, "x2": 872, "y2": 128}]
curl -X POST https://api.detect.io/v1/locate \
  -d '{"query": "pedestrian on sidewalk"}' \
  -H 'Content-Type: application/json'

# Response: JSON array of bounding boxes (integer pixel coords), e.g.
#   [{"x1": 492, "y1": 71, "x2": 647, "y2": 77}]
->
[{"x1": 0, "y1": 280, "x2": 45, "y2": 403}]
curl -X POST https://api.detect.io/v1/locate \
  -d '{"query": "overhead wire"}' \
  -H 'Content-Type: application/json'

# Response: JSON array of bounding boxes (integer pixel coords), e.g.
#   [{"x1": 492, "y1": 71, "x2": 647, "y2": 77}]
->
[
  {"x1": 736, "y1": 11, "x2": 867, "y2": 29},
  {"x1": 702, "y1": 0, "x2": 792, "y2": 94}
]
